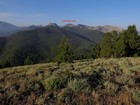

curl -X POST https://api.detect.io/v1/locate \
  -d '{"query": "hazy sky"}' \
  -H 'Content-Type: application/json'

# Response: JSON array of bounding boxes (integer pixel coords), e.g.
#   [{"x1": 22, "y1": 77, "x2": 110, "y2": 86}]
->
[{"x1": 0, "y1": 0, "x2": 140, "y2": 29}]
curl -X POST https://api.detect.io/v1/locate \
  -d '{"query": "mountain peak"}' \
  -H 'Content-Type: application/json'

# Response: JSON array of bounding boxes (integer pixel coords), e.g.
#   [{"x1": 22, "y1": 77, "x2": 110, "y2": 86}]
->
[
  {"x1": 0, "y1": 21, "x2": 20, "y2": 35},
  {"x1": 62, "y1": 24, "x2": 76, "y2": 27},
  {"x1": 0, "y1": 21, "x2": 19, "y2": 29},
  {"x1": 92, "y1": 25, "x2": 124, "y2": 33},
  {"x1": 47, "y1": 23, "x2": 59, "y2": 27}
]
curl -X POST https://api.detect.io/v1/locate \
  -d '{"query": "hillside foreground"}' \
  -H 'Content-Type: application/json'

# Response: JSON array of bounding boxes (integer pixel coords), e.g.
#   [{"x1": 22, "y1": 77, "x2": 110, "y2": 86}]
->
[{"x1": 0, "y1": 57, "x2": 140, "y2": 105}]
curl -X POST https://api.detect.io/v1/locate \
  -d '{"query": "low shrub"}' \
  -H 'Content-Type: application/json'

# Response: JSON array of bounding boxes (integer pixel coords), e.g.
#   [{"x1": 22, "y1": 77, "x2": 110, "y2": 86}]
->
[
  {"x1": 131, "y1": 90, "x2": 140, "y2": 103},
  {"x1": 67, "y1": 78, "x2": 89, "y2": 92},
  {"x1": 103, "y1": 81, "x2": 118, "y2": 96},
  {"x1": 57, "y1": 88, "x2": 73, "y2": 104},
  {"x1": 43, "y1": 76, "x2": 65, "y2": 90}
]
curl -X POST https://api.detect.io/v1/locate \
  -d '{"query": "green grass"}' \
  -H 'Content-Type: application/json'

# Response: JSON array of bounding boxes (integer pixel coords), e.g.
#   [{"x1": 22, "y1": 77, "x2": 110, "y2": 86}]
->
[{"x1": 0, "y1": 57, "x2": 140, "y2": 105}]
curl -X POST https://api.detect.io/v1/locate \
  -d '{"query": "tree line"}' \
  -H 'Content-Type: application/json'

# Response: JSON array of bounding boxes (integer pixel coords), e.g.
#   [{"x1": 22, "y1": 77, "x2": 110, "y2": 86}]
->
[
  {"x1": 52, "y1": 25, "x2": 140, "y2": 62},
  {"x1": 91, "y1": 25, "x2": 140, "y2": 58},
  {"x1": 48, "y1": 25, "x2": 140, "y2": 63}
]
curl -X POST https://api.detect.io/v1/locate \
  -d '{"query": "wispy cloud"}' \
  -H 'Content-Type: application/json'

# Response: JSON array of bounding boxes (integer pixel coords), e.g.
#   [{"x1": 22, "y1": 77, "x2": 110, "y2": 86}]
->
[
  {"x1": 29, "y1": 13, "x2": 47, "y2": 17},
  {"x1": 0, "y1": 12, "x2": 47, "y2": 19},
  {"x1": 0, "y1": 13, "x2": 14, "y2": 18}
]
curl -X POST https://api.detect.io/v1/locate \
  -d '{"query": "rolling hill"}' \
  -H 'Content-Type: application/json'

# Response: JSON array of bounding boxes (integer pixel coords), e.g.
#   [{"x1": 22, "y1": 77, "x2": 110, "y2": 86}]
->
[
  {"x1": 0, "y1": 22, "x2": 126, "y2": 67},
  {"x1": 0, "y1": 57, "x2": 140, "y2": 105},
  {"x1": 62, "y1": 24, "x2": 103, "y2": 43},
  {"x1": 0, "y1": 25, "x2": 103, "y2": 67}
]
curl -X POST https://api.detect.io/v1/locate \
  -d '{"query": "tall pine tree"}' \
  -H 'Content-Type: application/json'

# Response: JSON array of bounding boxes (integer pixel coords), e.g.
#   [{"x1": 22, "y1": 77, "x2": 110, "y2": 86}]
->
[
  {"x1": 115, "y1": 25, "x2": 139, "y2": 57},
  {"x1": 54, "y1": 36, "x2": 74, "y2": 63},
  {"x1": 100, "y1": 31, "x2": 118, "y2": 57}
]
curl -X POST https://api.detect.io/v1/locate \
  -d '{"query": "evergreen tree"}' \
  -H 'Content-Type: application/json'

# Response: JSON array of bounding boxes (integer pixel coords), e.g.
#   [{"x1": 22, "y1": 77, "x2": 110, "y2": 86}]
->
[
  {"x1": 126, "y1": 25, "x2": 139, "y2": 56},
  {"x1": 24, "y1": 56, "x2": 33, "y2": 65},
  {"x1": 135, "y1": 36, "x2": 140, "y2": 56},
  {"x1": 100, "y1": 31, "x2": 118, "y2": 57},
  {"x1": 91, "y1": 44, "x2": 101, "y2": 58},
  {"x1": 114, "y1": 31, "x2": 127, "y2": 57},
  {"x1": 115, "y1": 25, "x2": 139, "y2": 57},
  {"x1": 55, "y1": 36, "x2": 74, "y2": 63}
]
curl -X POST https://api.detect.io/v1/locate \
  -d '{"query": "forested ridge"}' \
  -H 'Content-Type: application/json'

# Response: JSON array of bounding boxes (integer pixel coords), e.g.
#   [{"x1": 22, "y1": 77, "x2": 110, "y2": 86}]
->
[{"x1": 0, "y1": 25, "x2": 139, "y2": 68}]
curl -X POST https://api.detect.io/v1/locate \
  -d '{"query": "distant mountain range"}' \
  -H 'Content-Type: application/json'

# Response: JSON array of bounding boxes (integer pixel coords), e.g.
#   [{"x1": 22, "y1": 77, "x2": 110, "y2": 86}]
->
[
  {"x1": 0, "y1": 22, "x2": 105, "y2": 67},
  {"x1": 0, "y1": 21, "x2": 41, "y2": 37},
  {"x1": 0, "y1": 21, "x2": 20, "y2": 36},
  {"x1": 0, "y1": 21, "x2": 124, "y2": 37},
  {"x1": 62, "y1": 24, "x2": 124, "y2": 33}
]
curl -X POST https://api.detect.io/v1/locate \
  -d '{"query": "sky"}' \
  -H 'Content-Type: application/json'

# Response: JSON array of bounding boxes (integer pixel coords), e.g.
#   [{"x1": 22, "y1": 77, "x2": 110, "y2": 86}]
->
[{"x1": 0, "y1": 0, "x2": 140, "y2": 29}]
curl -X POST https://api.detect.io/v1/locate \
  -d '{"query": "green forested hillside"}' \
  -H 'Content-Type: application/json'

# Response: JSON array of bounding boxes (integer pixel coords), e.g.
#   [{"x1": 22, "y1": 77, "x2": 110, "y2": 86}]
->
[
  {"x1": 0, "y1": 26, "x2": 103, "y2": 67},
  {"x1": 62, "y1": 25, "x2": 103, "y2": 43},
  {"x1": 0, "y1": 25, "x2": 139, "y2": 68}
]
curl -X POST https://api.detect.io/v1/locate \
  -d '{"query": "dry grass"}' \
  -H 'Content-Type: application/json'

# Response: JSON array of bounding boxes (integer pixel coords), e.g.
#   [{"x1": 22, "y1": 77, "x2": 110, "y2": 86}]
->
[{"x1": 0, "y1": 57, "x2": 140, "y2": 105}]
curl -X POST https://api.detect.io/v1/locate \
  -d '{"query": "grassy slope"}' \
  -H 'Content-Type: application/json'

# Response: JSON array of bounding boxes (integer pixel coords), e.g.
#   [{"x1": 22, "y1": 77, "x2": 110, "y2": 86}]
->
[{"x1": 0, "y1": 57, "x2": 140, "y2": 105}]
